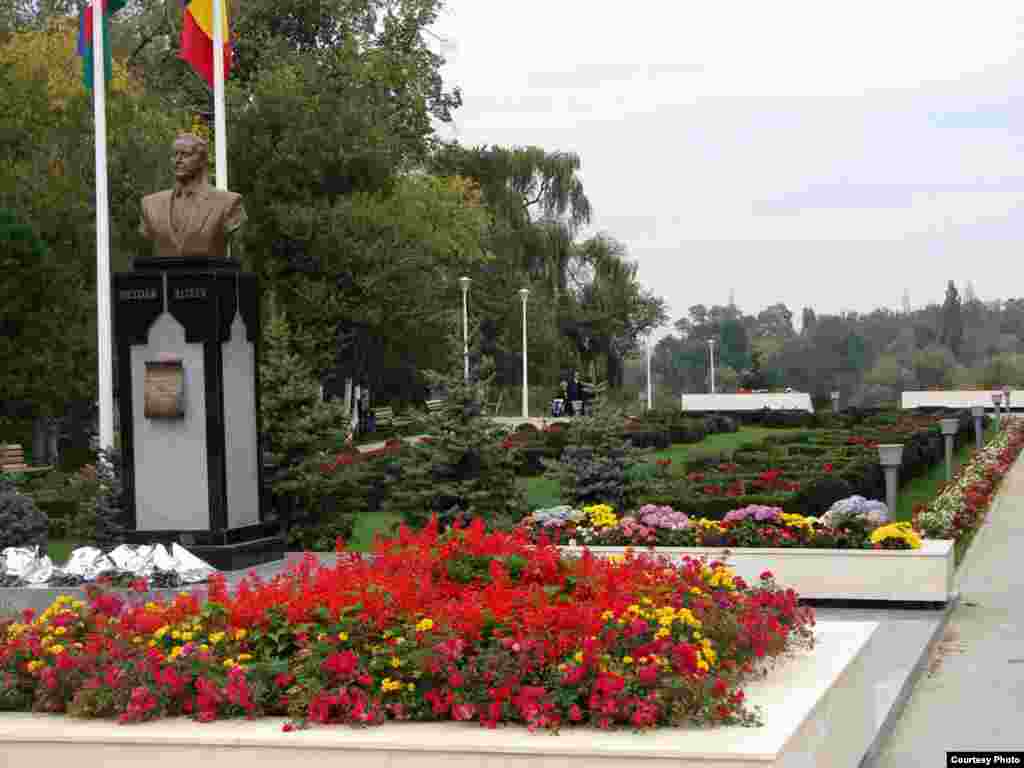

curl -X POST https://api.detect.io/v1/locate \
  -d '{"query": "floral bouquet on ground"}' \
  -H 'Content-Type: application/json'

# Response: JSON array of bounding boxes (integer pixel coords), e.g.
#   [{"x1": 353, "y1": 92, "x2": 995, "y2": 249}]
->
[{"x1": 0, "y1": 518, "x2": 816, "y2": 732}]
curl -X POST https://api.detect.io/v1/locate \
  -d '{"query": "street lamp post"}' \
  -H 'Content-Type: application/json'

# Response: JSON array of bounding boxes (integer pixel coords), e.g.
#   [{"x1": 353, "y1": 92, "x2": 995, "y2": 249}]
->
[
  {"x1": 646, "y1": 334, "x2": 654, "y2": 411},
  {"x1": 992, "y1": 391, "x2": 1003, "y2": 428},
  {"x1": 708, "y1": 339, "x2": 716, "y2": 394},
  {"x1": 519, "y1": 289, "x2": 530, "y2": 420},
  {"x1": 458, "y1": 276, "x2": 471, "y2": 384},
  {"x1": 1003, "y1": 385, "x2": 1012, "y2": 421},
  {"x1": 971, "y1": 405, "x2": 985, "y2": 451},
  {"x1": 939, "y1": 418, "x2": 959, "y2": 482},
  {"x1": 878, "y1": 444, "x2": 904, "y2": 516}
]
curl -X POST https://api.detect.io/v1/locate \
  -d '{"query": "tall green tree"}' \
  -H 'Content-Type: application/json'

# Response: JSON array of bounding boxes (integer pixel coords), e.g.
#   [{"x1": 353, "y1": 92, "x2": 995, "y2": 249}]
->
[
  {"x1": 940, "y1": 280, "x2": 964, "y2": 358},
  {"x1": 0, "y1": 208, "x2": 93, "y2": 417}
]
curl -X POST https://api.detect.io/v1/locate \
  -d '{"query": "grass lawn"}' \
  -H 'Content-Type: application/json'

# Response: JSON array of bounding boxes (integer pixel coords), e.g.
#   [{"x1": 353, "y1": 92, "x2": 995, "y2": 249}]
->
[{"x1": 894, "y1": 426, "x2": 994, "y2": 523}]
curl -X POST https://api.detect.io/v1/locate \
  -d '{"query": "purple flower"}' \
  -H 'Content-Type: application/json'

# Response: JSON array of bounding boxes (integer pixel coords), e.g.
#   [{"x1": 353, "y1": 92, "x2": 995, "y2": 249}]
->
[{"x1": 724, "y1": 504, "x2": 783, "y2": 524}]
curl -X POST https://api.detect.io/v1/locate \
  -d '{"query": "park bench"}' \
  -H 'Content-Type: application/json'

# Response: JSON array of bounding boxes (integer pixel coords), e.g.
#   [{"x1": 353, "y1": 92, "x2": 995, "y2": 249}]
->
[
  {"x1": 0, "y1": 444, "x2": 28, "y2": 472},
  {"x1": 426, "y1": 399, "x2": 446, "y2": 417},
  {"x1": 0, "y1": 444, "x2": 51, "y2": 475},
  {"x1": 372, "y1": 406, "x2": 415, "y2": 432}
]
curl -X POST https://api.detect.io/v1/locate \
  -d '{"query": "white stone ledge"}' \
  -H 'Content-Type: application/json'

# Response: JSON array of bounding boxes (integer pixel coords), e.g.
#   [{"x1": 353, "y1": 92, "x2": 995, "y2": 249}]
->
[
  {"x1": 0, "y1": 622, "x2": 878, "y2": 768},
  {"x1": 560, "y1": 540, "x2": 956, "y2": 602}
]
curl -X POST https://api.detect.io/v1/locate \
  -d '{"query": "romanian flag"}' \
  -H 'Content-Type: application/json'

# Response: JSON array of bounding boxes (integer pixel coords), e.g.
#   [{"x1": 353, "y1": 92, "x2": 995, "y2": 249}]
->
[
  {"x1": 77, "y1": 0, "x2": 127, "y2": 90},
  {"x1": 181, "y1": 0, "x2": 233, "y2": 88}
]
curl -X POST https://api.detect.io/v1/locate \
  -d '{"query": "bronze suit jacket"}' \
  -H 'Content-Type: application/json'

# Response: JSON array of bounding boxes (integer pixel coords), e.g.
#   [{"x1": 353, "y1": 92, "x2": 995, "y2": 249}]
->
[{"x1": 139, "y1": 184, "x2": 246, "y2": 260}]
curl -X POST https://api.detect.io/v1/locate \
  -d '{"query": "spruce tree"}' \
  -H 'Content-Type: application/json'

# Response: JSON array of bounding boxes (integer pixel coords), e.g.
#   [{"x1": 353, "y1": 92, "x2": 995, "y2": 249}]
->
[
  {"x1": 260, "y1": 310, "x2": 348, "y2": 475},
  {"x1": 940, "y1": 280, "x2": 964, "y2": 359}
]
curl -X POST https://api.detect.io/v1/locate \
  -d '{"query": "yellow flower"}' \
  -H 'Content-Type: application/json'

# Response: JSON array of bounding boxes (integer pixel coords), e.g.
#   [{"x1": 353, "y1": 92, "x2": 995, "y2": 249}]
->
[
  {"x1": 380, "y1": 677, "x2": 403, "y2": 692},
  {"x1": 198, "y1": 644, "x2": 210, "y2": 653},
  {"x1": 338, "y1": 632, "x2": 349, "y2": 642},
  {"x1": 600, "y1": 610, "x2": 615, "y2": 621},
  {"x1": 154, "y1": 626, "x2": 169, "y2": 640},
  {"x1": 171, "y1": 630, "x2": 181, "y2": 640},
  {"x1": 234, "y1": 629, "x2": 248, "y2": 640},
  {"x1": 181, "y1": 632, "x2": 194, "y2": 642},
  {"x1": 169, "y1": 646, "x2": 182, "y2": 660},
  {"x1": 415, "y1": 618, "x2": 434, "y2": 633},
  {"x1": 209, "y1": 632, "x2": 225, "y2": 644},
  {"x1": 622, "y1": 656, "x2": 634, "y2": 665},
  {"x1": 132, "y1": 636, "x2": 143, "y2": 645},
  {"x1": 654, "y1": 627, "x2": 670, "y2": 639},
  {"x1": 390, "y1": 656, "x2": 404, "y2": 668},
  {"x1": 573, "y1": 651, "x2": 584, "y2": 663},
  {"x1": 223, "y1": 658, "x2": 236, "y2": 668},
  {"x1": 48, "y1": 644, "x2": 65, "y2": 655},
  {"x1": 238, "y1": 653, "x2": 253, "y2": 662},
  {"x1": 54, "y1": 626, "x2": 67, "y2": 636},
  {"x1": 870, "y1": 522, "x2": 922, "y2": 549},
  {"x1": 407, "y1": 683, "x2": 415, "y2": 692}
]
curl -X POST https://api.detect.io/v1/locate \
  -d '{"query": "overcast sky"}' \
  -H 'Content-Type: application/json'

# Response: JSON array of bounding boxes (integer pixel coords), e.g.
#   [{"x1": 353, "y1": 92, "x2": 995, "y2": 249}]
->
[{"x1": 432, "y1": 1, "x2": 1023, "y2": 335}]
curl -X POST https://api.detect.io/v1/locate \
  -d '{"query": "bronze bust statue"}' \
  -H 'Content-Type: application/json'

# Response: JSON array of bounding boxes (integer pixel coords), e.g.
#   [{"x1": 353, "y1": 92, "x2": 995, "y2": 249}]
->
[{"x1": 139, "y1": 133, "x2": 246, "y2": 261}]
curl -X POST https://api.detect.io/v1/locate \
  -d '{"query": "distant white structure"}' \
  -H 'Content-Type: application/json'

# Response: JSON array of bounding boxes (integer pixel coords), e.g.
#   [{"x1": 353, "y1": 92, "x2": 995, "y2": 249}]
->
[
  {"x1": 681, "y1": 393, "x2": 814, "y2": 413},
  {"x1": 901, "y1": 391, "x2": 1019, "y2": 410}
]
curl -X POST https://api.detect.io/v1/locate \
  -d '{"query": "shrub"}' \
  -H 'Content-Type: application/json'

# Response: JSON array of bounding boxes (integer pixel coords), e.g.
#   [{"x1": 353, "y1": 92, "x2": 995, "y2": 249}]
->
[
  {"x1": 71, "y1": 448, "x2": 128, "y2": 549},
  {"x1": 784, "y1": 476, "x2": 854, "y2": 517},
  {"x1": 542, "y1": 403, "x2": 648, "y2": 512},
  {"x1": 622, "y1": 429, "x2": 671, "y2": 450},
  {"x1": 703, "y1": 414, "x2": 738, "y2": 434},
  {"x1": 0, "y1": 490, "x2": 48, "y2": 551},
  {"x1": 381, "y1": 373, "x2": 523, "y2": 530}
]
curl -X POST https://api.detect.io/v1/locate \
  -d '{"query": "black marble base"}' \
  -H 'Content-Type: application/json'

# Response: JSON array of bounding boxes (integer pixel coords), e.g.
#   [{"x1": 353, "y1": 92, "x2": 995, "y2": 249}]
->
[
  {"x1": 186, "y1": 535, "x2": 287, "y2": 572},
  {"x1": 132, "y1": 257, "x2": 240, "y2": 272}
]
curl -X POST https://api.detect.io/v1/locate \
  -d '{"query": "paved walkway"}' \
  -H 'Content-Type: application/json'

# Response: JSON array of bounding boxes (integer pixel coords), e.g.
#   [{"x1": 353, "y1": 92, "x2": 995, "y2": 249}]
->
[{"x1": 872, "y1": 447, "x2": 1024, "y2": 764}]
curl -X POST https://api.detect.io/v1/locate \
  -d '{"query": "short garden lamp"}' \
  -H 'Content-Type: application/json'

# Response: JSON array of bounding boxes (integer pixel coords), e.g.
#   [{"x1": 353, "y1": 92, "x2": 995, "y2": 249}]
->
[
  {"x1": 1003, "y1": 385, "x2": 1012, "y2": 417},
  {"x1": 877, "y1": 444, "x2": 904, "y2": 518},
  {"x1": 970, "y1": 405, "x2": 985, "y2": 451},
  {"x1": 991, "y1": 391, "x2": 1003, "y2": 427},
  {"x1": 939, "y1": 418, "x2": 959, "y2": 482},
  {"x1": 830, "y1": 390, "x2": 840, "y2": 414}
]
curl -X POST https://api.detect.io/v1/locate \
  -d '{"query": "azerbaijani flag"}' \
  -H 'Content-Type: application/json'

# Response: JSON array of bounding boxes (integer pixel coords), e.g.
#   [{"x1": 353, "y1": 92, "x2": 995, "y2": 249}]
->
[
  {"x1": 181, "y1": 0, "x2": 233, "y2": 88},
  {"x1": 77, "y1": 0, "x2": 128, "y2": 90}
]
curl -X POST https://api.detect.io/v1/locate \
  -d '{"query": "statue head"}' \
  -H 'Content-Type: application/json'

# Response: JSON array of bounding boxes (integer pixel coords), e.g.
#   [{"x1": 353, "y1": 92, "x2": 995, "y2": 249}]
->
[{"x1": 172, "y1": 133, "x2": 209, "y2": 185}]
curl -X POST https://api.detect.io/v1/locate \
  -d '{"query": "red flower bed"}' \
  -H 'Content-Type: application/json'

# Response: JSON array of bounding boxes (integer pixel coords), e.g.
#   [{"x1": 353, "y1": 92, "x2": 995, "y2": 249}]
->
[{"x1": 0, "y1": 519, "x2": 815, "y2": 732}]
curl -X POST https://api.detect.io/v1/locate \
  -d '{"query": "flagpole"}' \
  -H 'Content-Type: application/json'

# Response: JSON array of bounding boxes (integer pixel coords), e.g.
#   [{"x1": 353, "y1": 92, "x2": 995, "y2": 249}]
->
[
  {"x1": 92, "y1": 0, "x2": 114, "y2": 451},
  {"x1": 212, "y1": 0, "x2": 227, "y2": 190}
]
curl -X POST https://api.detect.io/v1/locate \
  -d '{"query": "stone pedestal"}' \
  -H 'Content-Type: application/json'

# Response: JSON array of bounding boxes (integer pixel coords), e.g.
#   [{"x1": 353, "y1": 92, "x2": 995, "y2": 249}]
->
[{"x1": 113, "y1": 258, "x2": 282, "y2": 570}]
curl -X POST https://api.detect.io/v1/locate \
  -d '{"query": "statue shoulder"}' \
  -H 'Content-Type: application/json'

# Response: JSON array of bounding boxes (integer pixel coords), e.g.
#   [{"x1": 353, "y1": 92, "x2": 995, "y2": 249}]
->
[
  {"x1": 209, "y1": 188, "x2": 243, "y2": 206},
  {"x1": 142, "y1": 189, "x2": 172, "y2": 209}
]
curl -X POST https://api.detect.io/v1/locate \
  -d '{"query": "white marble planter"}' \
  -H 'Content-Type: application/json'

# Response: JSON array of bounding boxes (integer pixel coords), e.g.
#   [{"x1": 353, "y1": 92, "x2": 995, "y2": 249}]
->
[
  {"x1": 559, "y1": 539, "x2": 957, "y2": 602},
  {"x1": 0, "y1": 622, "x2": 879, "y2": 768}
]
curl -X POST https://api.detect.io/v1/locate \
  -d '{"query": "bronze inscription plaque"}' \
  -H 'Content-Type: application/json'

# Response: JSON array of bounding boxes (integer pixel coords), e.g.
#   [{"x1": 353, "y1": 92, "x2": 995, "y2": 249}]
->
[{"x1": 144, "y1": 361, "x2": 185, "y2": 418}]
